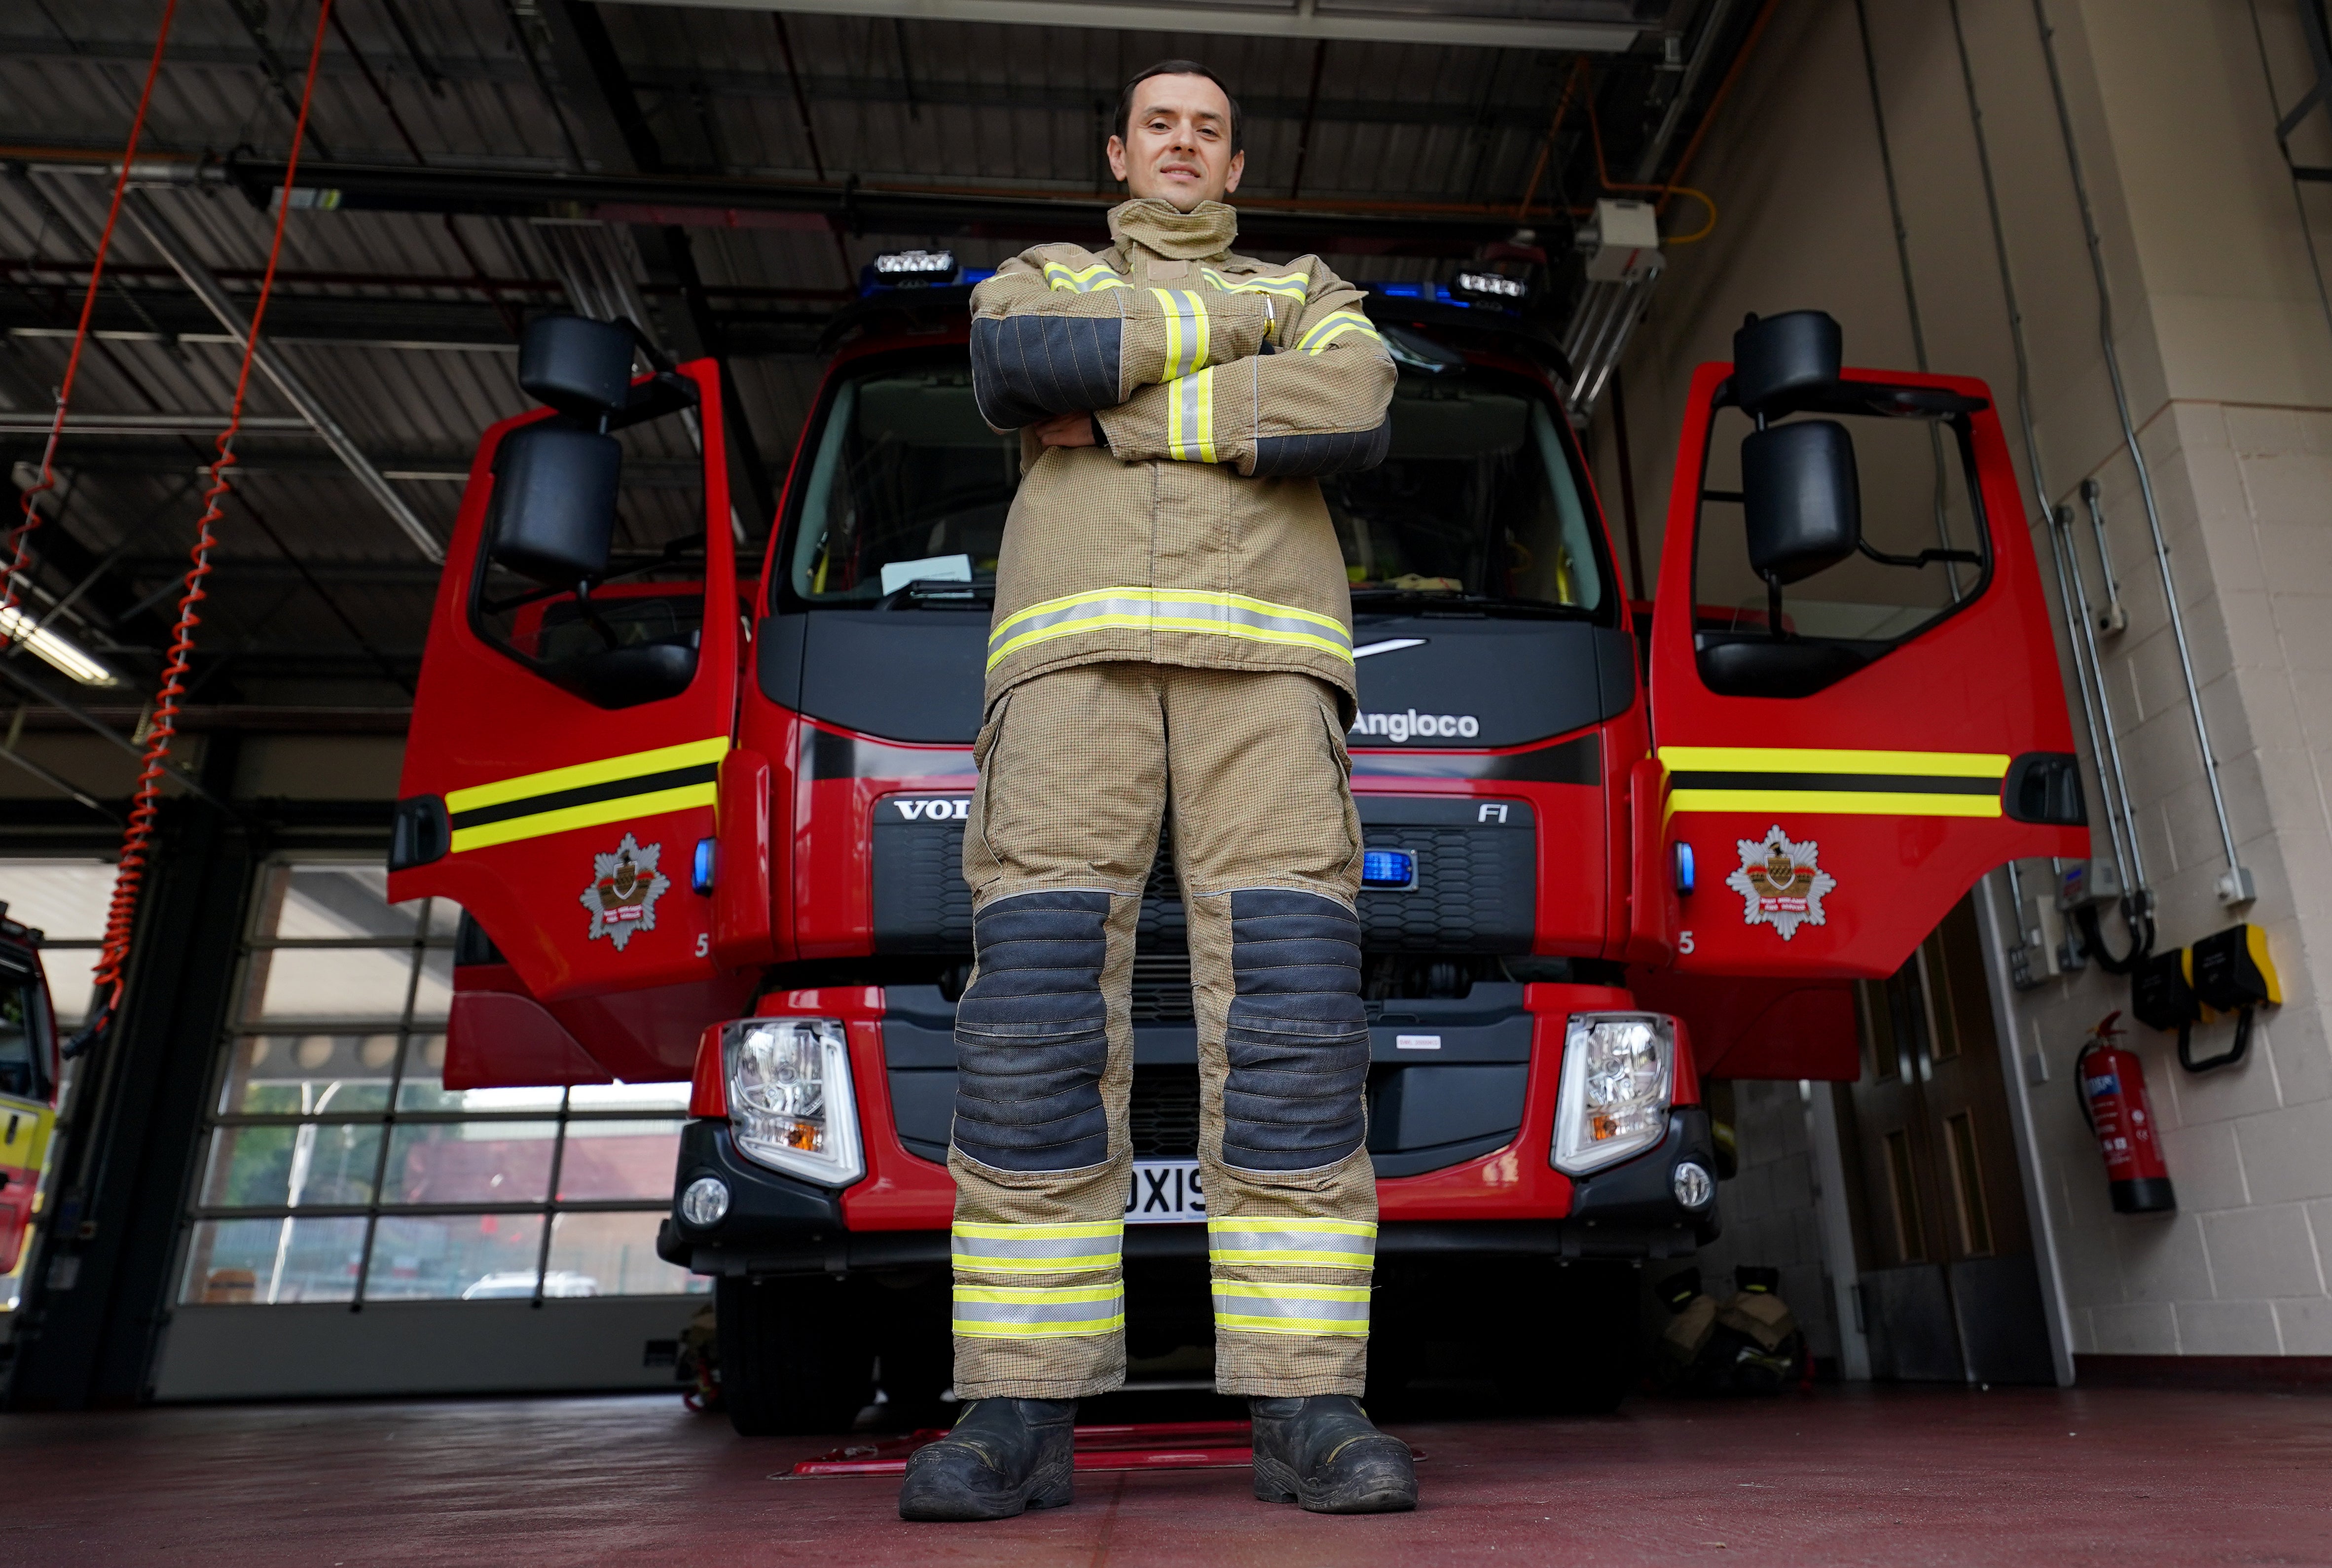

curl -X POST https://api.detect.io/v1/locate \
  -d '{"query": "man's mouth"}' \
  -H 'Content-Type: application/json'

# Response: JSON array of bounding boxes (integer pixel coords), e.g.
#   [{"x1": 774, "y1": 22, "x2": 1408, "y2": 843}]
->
[{"x1": 1158, "y1": 163, "x2": 1202, "y2": 180}]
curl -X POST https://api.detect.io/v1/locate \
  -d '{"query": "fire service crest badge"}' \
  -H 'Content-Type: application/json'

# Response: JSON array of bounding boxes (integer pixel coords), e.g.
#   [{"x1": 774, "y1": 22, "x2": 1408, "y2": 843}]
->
[
  {"x1": 582, "y1": 833, "x2": 670, "y2": 951},
  {"x1": 1725, "y1": 825, "x2": 1836, "y2": 941}
]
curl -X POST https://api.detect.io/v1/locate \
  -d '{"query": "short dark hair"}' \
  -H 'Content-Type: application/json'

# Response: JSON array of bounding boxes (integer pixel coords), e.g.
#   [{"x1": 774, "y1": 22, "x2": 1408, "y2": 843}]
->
[{"x1": 1116, "y1": 60, "x2": 1243, "y2": 152}]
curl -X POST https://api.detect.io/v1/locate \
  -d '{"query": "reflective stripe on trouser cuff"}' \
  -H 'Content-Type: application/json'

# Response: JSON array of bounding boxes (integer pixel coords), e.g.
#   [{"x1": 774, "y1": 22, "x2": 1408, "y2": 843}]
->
[
  {"x1": 952, "y1": 1220, "x2": 1127, "y2": 1276},
  {"x1": 954, "y1": 1282, "x2": 1126, "y2": 1338},
  {"x1": 1166, "y1": 364, "x2": 1216, "y2": 462},
  {"x1": 1206, "y1": 1217, "x2": 1377, "y2": 1269},
  {"x1": 987, "y1": 587, "x2": 1353, "y2": 669},
  {"x1": 1212, "y1": 1283, "x2": 1372, "y2": 1337}
]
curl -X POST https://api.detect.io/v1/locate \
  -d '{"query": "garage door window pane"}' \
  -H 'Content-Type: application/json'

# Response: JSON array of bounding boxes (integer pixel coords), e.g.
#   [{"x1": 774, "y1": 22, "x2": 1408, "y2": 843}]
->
[
  {"x1": 248, "y1": 946, "x2": 426, "y2": 1021},
  {"x1": 200, "y1": 1122, "x2": 383, "y2": 1208},
  {"x1": 219, "y1": 1034, "x2": 399, "y2": 1114},
  {"x1": 183, "y1": 1217, "x2": 368, "y2": 1305},
  {"x1": 547, "y1": 1211, "x2": 704, "y2": 1296},
  {"x1": 187, "y1": 858, "x2": 694, "y2": 1306},
  {"x1": 556, "y1": 1120, "x2": 684, "y2": 1200},
  {"x1": 364, "y1": 1213, "x2": 548, "y2": 1300},
  {"x1": 265, "y1": 868, "x2": 432, "y2": 940},
  {"x1": 382, "y1": 1121, "x2": 559, "y2": 1205}
]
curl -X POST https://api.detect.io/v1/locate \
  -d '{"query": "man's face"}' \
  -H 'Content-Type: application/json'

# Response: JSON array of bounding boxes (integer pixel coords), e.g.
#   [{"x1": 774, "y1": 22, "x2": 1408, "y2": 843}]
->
[{"x1": 1107, "y1": 73, "x2": 1244, "y2": 211}]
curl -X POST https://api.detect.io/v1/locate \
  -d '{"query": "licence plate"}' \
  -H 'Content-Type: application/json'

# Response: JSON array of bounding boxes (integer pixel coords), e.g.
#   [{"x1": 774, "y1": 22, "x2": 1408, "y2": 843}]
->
[{"x1": 1126, "y1": 1159, "x2": 1206, "y2": 1224}]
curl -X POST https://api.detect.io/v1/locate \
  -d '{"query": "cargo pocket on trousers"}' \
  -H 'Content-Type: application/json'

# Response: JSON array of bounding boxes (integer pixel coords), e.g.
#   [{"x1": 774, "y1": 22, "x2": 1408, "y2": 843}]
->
[
  {"x1": 1316, "y1": 698, "x2": 1363, "y2": 878},
  {"x1": 966, "y1": 691, "x2": 1014, "y2": 890}
]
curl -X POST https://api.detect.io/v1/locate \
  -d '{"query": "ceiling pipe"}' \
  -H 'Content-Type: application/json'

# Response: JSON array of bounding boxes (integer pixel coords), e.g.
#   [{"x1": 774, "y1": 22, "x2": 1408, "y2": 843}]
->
[{"x1": 118, "y1": 191, "x2": 445, "y2": 564}]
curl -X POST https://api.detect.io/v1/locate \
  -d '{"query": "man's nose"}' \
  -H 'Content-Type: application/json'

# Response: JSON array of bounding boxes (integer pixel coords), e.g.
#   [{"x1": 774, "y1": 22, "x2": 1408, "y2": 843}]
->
[{"x1": 1166, "y1": 121, "x2": 1198, "y2": 155}]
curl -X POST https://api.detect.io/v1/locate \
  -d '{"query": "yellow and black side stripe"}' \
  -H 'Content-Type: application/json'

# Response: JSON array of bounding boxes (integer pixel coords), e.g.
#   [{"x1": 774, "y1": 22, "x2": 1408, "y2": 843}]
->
[
  {"x1": 1659, "y1": 746, "x2": 2010, "y2": 819},
  {"x1": 445, "y1": 737, "x2": 727, "y2": 853}
]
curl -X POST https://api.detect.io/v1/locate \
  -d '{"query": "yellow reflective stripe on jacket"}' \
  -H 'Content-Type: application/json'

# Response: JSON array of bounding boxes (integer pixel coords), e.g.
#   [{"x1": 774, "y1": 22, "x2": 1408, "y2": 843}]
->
[
  {"x1": 1201, "y1": 266, "x2": 1309, "y2": 303},
  {"x1": 1043, "y1": 259, "x2": 1130, "y2": 292},
  {"x1": 1152, "y1": 287, "x2": 1212, "y2": 379},
  {"x1": 953, "y1": 1281, "x2": 1126, "y2": 1338},
  {"x1": 1659, "y1": 746, "x2": 2009, "y2": 820},
  {"x1": 988, "y1": 588, "x2": 1353, "y2": 669},
  {"x1": 1294, "y1": 308, "x2": 1381, "y2": 354},
  {"x1": 445, "y1": 736, "x2": 727, "y2": 853},
  {"x1": 1166, "y1": 365, "x2": 1217, "y2": 463},
  {"x1": 1212, "y1": 1281, "x2": 1372, "y2": 1336},
  {"x1": 951, "y1": 1220, "x2": 1126, "y2": 1276},
  {"x1": 1205, "y1": 1217, "x2": 1377, "y2": 1269}
]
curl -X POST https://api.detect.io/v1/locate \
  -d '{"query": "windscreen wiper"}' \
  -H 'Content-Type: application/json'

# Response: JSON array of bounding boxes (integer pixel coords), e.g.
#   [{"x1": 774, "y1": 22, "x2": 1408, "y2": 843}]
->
[{"x1": 1348, "y1": 588, "x2": 1588, "y2": 619}]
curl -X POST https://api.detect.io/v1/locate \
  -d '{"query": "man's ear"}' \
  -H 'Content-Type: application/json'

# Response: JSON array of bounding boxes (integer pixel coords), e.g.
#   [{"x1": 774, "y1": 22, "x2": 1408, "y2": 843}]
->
[
  {"x1": 1223, "y1": 148, "x2": 1245, "y2": 197},
  {"x1": 1106, "y1": 134, "x2": 1129, "y2": 183}
]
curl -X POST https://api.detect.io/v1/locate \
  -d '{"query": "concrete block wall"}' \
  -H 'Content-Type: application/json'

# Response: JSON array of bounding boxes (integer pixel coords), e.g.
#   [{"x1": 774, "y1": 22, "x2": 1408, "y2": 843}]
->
[
  {"x1": 1693, "y1": 1079, "x2": 1842, "y2": 1363},
  {"x1": 1601, "y1": 0, "x2": 2332, "y2": 1361}
]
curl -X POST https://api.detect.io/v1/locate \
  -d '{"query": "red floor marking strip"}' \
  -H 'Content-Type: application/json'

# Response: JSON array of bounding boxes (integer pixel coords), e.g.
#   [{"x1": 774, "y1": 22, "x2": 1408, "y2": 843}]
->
[{"x1": 787, "y1": 1420, "x2": 1423, "y2": 1478}]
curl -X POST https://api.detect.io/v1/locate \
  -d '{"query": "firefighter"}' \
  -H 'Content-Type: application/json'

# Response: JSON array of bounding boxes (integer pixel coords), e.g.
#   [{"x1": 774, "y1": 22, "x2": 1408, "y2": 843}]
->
[{"x1": 897, "y1": 60, "x2": 1413, "y2": 1521}]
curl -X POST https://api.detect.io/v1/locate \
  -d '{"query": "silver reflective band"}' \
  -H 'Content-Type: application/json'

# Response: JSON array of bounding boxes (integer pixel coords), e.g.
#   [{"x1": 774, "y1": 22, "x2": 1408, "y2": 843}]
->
[
  {"x1": 1205, "y1": 1218, "x2": 1376, "y2": 1269},
  {"x1": 951, "y1": 1220, "x2": 1125, "y2": 1276},
  {"x1": 953, "y1": 1282, "x2": 1126, "y2": 1338},
  {"x1": 987, "y1": 588, "x2": 1354, "y2": 670},
  {"x1": 1212, "y1": 1282, "x2": 1372, "y2": 1336}
]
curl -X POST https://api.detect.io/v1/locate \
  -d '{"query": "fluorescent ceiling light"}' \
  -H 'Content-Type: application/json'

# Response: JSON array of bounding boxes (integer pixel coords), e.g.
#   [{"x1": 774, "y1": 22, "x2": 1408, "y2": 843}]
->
[{"x1": 0, "y1": 605, "x2": 120, "y2": 687}]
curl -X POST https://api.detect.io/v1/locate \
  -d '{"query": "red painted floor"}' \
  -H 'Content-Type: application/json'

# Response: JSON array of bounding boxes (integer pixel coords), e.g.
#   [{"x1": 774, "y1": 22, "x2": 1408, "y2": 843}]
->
[{"x1": 3, "y1": 1386, "x2": 2328, "y2": 1567}]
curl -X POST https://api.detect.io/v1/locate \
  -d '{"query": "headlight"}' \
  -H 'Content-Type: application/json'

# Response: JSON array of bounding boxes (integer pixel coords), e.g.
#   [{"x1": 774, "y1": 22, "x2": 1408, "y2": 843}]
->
[
  {"x1": 723, "y1": 1017, "x2": 864, "y2": 1186},
  {"x1": 1552, "y1": 1012, "x2": 1676, "y2": 1175}
]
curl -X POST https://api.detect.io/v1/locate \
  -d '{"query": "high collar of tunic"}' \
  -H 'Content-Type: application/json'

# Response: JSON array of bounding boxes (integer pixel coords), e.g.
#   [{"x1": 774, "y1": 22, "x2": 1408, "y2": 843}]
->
[{"x1": 1108, "y1": 197, "x2": 1238, "y2": 261}]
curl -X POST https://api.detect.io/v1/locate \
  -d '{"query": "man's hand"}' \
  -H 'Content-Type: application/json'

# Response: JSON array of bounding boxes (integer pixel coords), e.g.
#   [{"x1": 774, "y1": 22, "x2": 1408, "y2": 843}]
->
[{"x1": 1034, "y1": 411, "x2": 1098, "y2": 448}]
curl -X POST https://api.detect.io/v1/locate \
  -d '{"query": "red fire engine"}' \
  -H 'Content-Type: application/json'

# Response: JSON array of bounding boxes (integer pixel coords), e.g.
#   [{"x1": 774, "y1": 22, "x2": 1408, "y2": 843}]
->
[{"x1": 388, "y1": 284, "x2": 2085, "y2": 1431}]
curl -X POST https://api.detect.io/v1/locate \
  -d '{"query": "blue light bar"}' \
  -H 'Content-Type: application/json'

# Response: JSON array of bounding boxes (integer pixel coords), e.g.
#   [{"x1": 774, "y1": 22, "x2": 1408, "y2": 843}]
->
[{"x1": 1361, "y1": 848, "x2": 1418, "y2": 890}]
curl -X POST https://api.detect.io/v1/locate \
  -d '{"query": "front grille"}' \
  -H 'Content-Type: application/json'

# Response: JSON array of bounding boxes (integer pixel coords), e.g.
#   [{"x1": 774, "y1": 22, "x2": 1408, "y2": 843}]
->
[
  {"x1": 872, "y1": 803, "x2": 1532, "y2": 955},
  {"x1": 1129, "y1": 1066, "x2": 1200, "y2": 1156},
  {"x1": 1130, "y1": 953, "x2": 1194, "y2": 1022}
]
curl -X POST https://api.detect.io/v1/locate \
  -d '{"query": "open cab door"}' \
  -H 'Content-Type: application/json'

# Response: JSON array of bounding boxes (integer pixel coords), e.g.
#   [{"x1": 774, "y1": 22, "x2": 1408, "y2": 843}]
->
[
  {"x1": 1649, "y1": 312, "x2": 2087, "y2": 979},
  {"x1": 390, "y1": 317, "x2": 747, "y2": 1010}
]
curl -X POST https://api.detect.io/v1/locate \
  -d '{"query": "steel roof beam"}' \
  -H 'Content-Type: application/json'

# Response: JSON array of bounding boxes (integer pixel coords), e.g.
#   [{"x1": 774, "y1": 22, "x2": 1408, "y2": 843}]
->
[
  {"x1": 119, "y1": 192, "x2": 447, "y2": 564},
  {"x1": 0, "y1": 33, "x2": 1578, "y2": 132},
  {"x1": 612, "y1": 0, "x2": 1644, "y2": 52},
  {"x1": 154, "y1": 157, "x2": 1552, "y2": 254}
]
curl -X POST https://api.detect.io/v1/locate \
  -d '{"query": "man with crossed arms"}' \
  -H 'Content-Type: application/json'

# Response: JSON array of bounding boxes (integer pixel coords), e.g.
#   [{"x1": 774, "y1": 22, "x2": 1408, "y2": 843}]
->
[{"x1": 898, "y1": 58, "x2": 1414, "y2": 1522}]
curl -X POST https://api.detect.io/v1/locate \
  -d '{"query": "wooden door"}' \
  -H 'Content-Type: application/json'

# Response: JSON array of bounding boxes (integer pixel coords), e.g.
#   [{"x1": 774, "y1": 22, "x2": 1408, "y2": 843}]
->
[{"x1": 1834, "y1": 896, "x2": 2055, "y2": 1383}]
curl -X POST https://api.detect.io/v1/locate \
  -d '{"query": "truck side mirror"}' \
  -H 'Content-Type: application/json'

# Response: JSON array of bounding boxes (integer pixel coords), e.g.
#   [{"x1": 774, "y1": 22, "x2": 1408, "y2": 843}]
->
[
  {"x1": 1732, "y1": 309, "x2": 1842, "y2": 418},
  {"x1": 519, "y1": 314, "x2": 638, "y2": 424},
  {"x1": 487, "y1": 424, "x2": 620, "y2": 587},
  {"x1": 1743, "y1": 420, "x2": 1859, "y2": 586}
]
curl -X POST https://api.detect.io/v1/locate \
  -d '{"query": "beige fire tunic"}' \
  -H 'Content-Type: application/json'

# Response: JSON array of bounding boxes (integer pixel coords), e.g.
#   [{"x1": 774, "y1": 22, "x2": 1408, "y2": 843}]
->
[{"x1": 969, "y1": 197, "x2": 1397, "y2": 719}]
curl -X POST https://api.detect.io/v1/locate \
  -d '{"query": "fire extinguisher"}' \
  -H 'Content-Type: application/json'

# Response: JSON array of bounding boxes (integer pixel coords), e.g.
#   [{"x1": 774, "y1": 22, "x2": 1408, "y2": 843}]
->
[{"x1": 2075, "y1": 1012, "x2": 2176, "y2": 1214}]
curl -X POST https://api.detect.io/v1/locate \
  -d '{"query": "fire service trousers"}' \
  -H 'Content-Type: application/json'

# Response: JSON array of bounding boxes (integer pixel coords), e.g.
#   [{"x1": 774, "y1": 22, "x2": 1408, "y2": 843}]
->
[{"x1": 947, "y1": 661, "x2": 1377, "y2": 1401}]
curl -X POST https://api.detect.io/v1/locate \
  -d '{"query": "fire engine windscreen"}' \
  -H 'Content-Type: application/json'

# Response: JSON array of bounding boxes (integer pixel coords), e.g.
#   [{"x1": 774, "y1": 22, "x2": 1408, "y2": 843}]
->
[{"x1": 779, "y1": 352, "x2": 1611, "y2": 619}]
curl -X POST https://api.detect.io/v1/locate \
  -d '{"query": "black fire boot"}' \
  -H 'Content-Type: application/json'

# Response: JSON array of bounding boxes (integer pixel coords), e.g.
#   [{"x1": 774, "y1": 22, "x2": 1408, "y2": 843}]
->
[
  {"x1": 896, "y1": 1398, "x2": 1077, "y2": 1522},
  {"x1": 1249, "y1": 1395, "x2": 1418, "y2": 1514}
]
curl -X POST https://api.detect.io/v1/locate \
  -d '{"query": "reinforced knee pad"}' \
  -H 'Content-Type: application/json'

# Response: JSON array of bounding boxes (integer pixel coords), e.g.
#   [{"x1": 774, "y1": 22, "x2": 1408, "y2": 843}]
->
[
  {"x1": 951, "y1": 890, "x2": 1112, "y2": 1172},
  {"x1": 1221, "y1": 889, "x2": 1369, "y2": 1172}
]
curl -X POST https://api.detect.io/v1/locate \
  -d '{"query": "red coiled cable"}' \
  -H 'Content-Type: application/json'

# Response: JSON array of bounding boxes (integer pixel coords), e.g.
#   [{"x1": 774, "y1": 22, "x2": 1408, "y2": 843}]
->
[
  {"x1": 0, "y1": 0, "x2": 181, "y2": 636},
  {"x1": 83, "y1": 0, "x2": 337, "y2": 1045}
]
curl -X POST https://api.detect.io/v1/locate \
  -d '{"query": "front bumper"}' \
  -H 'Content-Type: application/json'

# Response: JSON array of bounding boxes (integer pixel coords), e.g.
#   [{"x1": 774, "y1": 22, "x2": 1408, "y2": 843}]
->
[{"x1": 660, "y1": 1106, "x2": 1719, "y2": 1277}]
